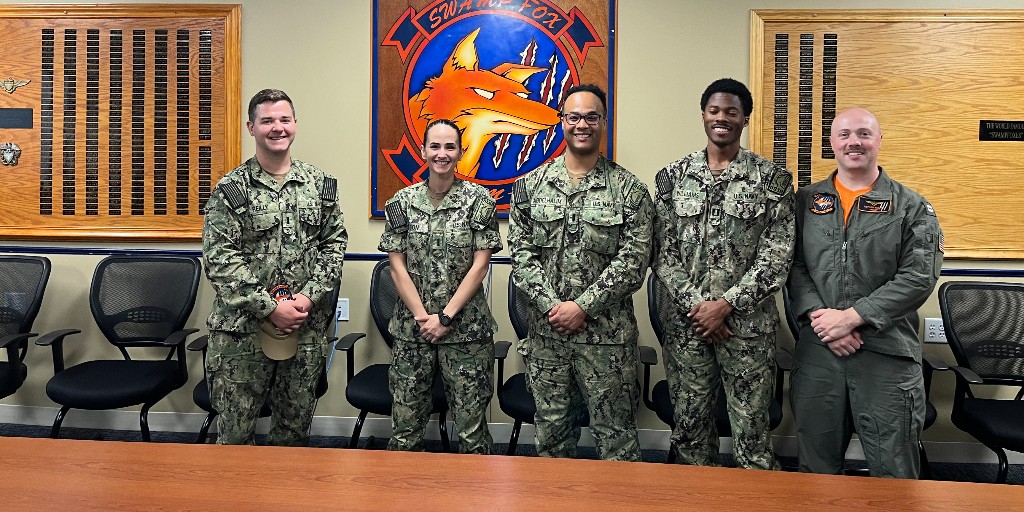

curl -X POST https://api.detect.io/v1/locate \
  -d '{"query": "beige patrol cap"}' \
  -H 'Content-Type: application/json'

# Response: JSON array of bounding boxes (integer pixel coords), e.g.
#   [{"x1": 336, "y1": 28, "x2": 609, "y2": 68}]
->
[{"x1": 259, "y1": 319, "x2": 299, "y2": 360}]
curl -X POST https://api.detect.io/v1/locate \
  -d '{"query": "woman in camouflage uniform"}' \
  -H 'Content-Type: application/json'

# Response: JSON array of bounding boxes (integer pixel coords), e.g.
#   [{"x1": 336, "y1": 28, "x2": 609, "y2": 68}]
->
[{"x1": 378, "y1": 119, "x2": 502, "y2": 453}]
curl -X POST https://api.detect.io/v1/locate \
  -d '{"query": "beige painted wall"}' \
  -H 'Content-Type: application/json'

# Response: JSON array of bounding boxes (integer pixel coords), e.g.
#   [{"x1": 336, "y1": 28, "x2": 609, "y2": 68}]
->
[{"x1": 4, "y1": 0, "x2": 1024, "y2": 445}]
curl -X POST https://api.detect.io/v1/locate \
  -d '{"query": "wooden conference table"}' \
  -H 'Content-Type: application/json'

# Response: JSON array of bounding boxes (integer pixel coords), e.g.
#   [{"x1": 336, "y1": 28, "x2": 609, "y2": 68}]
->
[{"x1": 2, "y1": 436, "x2": 1022, "y2": 511}]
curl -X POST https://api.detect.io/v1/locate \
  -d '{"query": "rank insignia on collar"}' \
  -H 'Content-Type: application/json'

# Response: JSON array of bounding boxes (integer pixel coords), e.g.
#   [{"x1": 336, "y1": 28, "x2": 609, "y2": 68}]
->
[
  {"x1": 857, "y1": 197, "x2": 891, "y2": 214},
  {"x1": 810, "y1": 193, "x2": 836, "y2": 214}
]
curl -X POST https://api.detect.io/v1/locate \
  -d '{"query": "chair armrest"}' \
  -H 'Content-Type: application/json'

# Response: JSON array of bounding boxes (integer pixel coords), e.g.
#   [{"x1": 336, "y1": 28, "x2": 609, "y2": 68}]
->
[
  {"x1": 156, "y1": 328, "x2": 200, "y2": 347},
  {"x1": 923, "y1": 353, "x2": 949, "y2": 372},
  {"x1": 334, "y1": 332, "x2": 366, "y2": 351},
  {"x1": 947, "y1": 365, "x2": 983, "y2": 385},
  {"x1": 34, "y1": 329, "x2": 82, "y2": 347},
  {"x1": 494, "y1": 340, "x2": 512, "y2": 360},
  {"x1": 0, "y1": 332, "x2": 37, "y2": 349},
  {"x1": 775, "y1": 346, "x2": 794, "y2": 372},
  {"x1": 639, "y1": 345, "x2": 658, "y2": 366},
  {"x1": 187, "y1": 334, "x2": 209, "y2": 352}
]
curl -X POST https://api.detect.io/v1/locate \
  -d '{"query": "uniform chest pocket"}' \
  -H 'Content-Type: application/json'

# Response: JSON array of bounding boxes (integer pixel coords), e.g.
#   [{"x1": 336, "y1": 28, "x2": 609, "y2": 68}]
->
[
  {"x1": 298, "y1": 207, "x2": 322, "y2": 240},
  {"x1": 445, "y1": 219, "x2": 473, "y2": 248},
  {"x1": 581, "y1": 208, "x2": 623, "y2": 254},
  {"x1": 724, "y1": 200, "x2": 765, "y2": 220},
  {"x1": 531, "y1": 204, "x2": 565, "y2": 248},
  {"x1": 673, "y1": 198, "x2": 704, "y2": 242}
]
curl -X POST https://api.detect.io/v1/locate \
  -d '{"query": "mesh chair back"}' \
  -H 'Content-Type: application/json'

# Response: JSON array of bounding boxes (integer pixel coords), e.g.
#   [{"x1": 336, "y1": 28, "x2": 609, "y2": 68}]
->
[
  {"x1": 939, "y1": 281, "x2": 1024, "y2": 380},
  {"x1": 0, "y1": 256, "x2": 50, "y2": 337},
  {"x1": 90, "y1": 255, "x2": 200, "y2": 347},
  {"x1": 781, "y1": 286, "x2": 800, "y2": 340},
  {"x1": 508, "y1": 281, "x2": 531, "y2": 341},
  {"x1": 647, "y1": 273, "x2": 673, "y2": 344},
  {"x1": 369, "y1": 259, "x2": 400, "y2": 349}
]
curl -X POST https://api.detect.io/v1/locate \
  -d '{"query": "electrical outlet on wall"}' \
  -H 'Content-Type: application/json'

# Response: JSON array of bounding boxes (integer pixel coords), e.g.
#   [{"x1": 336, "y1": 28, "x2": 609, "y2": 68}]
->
[
  {"x1": 924, "y1": 318, "x2": 947, "y2": 343},
  {"x1": 336, "y1": 298, "x2": 349, "y2": 322}
]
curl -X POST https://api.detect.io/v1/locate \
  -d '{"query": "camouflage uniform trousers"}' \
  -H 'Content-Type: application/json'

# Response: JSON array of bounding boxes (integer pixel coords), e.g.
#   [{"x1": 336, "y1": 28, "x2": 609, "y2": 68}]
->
[
  {"x1": 524, "y1": 334, "x2": 641, "y2": 461},
  {"x1": 388, "y1": 337, "x2": 494, "y2": 454},
  {"x1": 662, "y1": 329, "x2": 780, "y2": 470},
  {"x1": 207, "y1": 330, "x2": 327, "y2": 446}
]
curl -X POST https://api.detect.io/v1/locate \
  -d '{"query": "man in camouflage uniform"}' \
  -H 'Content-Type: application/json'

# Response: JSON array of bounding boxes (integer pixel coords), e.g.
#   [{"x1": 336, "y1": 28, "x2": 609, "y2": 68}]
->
[
  {"x1": 788, "y1": 107, "x2": 942, "y2": 478},
  {"x1": 508, "y1": 84, "x2": 653, "y2": 461},
  {"x1": 379, "y1": 119, "x2": 502, "y2": 454},
  {"x1": 652, "y1": 78, "x2": 794, "y2": 469},
  {"x1": 203, "y1": 89, "x2": 347, "y2": 446}
]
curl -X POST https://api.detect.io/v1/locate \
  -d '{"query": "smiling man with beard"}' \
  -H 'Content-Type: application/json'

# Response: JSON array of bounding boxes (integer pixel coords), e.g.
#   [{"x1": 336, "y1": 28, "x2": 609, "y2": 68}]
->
[
  {"x1": 508, "y1": 84, "x2": 654, "y2": 461},
  {"x1": 651, "y1": 78, "x2": 795, "y2": 469}
]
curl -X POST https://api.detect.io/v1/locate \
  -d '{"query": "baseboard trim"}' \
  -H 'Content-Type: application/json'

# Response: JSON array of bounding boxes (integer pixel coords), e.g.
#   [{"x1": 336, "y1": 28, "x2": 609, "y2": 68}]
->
[{"x1": 0, "y1": 404, "x2": 1016, "y2": 464}]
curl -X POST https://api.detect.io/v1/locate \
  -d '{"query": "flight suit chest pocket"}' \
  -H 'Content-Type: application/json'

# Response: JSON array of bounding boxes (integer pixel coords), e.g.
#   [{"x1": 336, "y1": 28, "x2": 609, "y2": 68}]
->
[
  {"x1": 581, "y1": 208, "x2": 622, "y2": 254},
  {"x1": 531, "y1": 204, "x2": 565, "y2": 248}
]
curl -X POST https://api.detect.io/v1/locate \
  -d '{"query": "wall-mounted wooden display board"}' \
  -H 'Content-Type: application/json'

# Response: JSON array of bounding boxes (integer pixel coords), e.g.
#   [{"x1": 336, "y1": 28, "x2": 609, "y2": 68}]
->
[
  {"x1": 0, "y1": 4, "x2": 240, "y2": 241},
  {"x1": 750, "y1": 10, "x2": 1024, "y2": 259}
]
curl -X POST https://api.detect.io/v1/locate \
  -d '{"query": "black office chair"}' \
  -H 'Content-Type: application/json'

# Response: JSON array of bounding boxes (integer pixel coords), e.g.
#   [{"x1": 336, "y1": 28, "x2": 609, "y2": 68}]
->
[
  {"x1": 0, "y1": 256, "x2": 51, "y2": 400},
  {"x1": 188, "y1": 286, "x2": 343, "y2": 444},
  {"x1": 640, "y1": 273, "x2": 792, "y2": 464},
  {"x1": 494, "y1": 283, "x2": 589, "y2": 455},
  {"x1": 337, "y1": 259, "x2": 449, "y2": 450},
  {"x1": 36, "y1": 254, "x2": 201, "y2": 441},
  {"x1": 938, "y1": 281, "x2": 1024, "y2": 484}
]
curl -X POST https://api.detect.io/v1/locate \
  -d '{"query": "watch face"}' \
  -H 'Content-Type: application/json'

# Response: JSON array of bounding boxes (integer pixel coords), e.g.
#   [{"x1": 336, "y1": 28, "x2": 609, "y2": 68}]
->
[{"x1": 439, "y1": 313, "x2": 452, "y2": 326}]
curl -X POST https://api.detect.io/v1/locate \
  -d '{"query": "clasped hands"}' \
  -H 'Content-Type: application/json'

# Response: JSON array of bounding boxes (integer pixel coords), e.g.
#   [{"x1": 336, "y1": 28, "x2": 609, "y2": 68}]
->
[
  {"x1": 548, "y1": 301, "x2": 587, "y2": 335},
  {"x1": 688, "y1": 298, "x2": 733, "y2": 343},
  {"x1": 809, "y1": 308, "x2": 864, "y2": 357},
  {"x1": 268, "y1": 293, "x2": 313, "y2": 333},
  {"x1": 415, "y1": 313, "x2": 451, "y2": 344}
]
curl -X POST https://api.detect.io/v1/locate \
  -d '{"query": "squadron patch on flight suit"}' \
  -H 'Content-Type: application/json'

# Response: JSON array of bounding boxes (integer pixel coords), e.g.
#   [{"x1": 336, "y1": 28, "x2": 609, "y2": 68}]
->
[
  {"x1": 857, "y1": 197, "x2": 891, "y2": 214},
  {"x1": 219, "y1": 182, "x2": 248, "y2": 211},
  {"x1": 766, "y1": 169, "x2": 793, "y2": 197},
  {"x1": 385, "y1": 200, "x2": 408, "y2": 230},
  {"x1": 925, "y1": 202, "x2": 936, "y2": 216},
  {"x1": 810, "y1": 193, "x2": 837, "y2": 215}
]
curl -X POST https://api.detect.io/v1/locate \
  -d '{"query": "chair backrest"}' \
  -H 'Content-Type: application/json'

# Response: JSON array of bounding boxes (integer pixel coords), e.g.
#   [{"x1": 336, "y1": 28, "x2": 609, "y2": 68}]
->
[
  {"x1": 369, "y1": 259, "x2": 399, "y2": 349},
  {"x1": 781, "y1": 286, "x2": 800, "y2": 341},
  {"x1": 646, "y1": 273, "x2": 672, "y2": 344},
  {"x1": 507, "y1": 280, "x2": 531, "y2": 341},
  {"x1": 0, "y1": 256, "x2": 51, "y2": 339},
  {"x1": 939, "y1": 281, "x2": 1024, "y2": 382},
  {"x1": 90, "y1": 255, "x2": 201, "y2": 348}
]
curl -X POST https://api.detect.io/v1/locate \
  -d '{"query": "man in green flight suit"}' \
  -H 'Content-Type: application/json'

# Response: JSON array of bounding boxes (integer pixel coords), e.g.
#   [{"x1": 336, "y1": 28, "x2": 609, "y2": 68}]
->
[
  {"x1": 508, "y1": 84, "x2": 654, "y2": 461},
  {"x1": 652, "y1": 78, "x2": 795, "y2": 469},
  {"x1": 788, "y1": 107, "x2": 943, "y2": 478},
  {"x1": 203, "y1": 89, "x2": 348, "y2": 446}
]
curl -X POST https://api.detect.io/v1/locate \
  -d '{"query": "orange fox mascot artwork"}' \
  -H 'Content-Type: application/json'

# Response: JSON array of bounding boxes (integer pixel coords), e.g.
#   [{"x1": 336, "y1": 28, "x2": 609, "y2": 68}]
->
[{"x1": 408, "y1": 28, "x2": 561, "y2": 178}]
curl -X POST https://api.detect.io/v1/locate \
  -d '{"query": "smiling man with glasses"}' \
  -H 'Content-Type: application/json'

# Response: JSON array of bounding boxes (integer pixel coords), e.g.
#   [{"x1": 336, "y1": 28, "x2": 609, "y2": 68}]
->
[{"x1": 508, "y1": 84, "x2": 653, "y2": 461}]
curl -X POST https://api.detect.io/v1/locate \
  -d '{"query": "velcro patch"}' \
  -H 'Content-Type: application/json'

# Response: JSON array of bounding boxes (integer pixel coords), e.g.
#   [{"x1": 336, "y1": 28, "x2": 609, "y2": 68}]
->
[
  {"x1": 655, "y1": 168, "x2": 673, "y2": 200},
  {"x1": 321, "y1": 177, "x2": 337, "y2": 202},
  {"x1": 939, "y1": 233, "x2": 945, "y2": 253},
  {"x1": 857, "y1": 197, "x2": 891, "y2": 214},
  {"x1": 385, "y1": 200, "x2": 408, "y2": 230},
  {"x1": 513, "y1": 179, "x2": 529, "y2": 205},
  {"x1": 624, "y1": 182, "x2": 647, "y2": 210},
  {"x1": 925, "y1": 202, "x2": 936, "y2": 216},
  {"x1": 810, "y1": 193, "x2": 836, "y2": 215},
  {"x1": 766, "y1": 170, "x2": 793, "y2": 196},
  {"x1": 220, "y1": 182, "x2": 247, "y2": 211}
]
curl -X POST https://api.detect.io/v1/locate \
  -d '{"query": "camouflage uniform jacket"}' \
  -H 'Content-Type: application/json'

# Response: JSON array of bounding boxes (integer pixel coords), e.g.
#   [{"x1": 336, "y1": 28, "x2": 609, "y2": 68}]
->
[
  {"x1": 788, "y1": 168, "x2": 943, "y2": 361},
  {"x1": 508, "y1": 155, "x2": 654, "y2": 345},
  {"x1": 652, "y1": 148, "x2": 795, "y2": 338},
  {"x1": 203, "y1": 156, "x2": 348, "y2": 334},
  {"x1": 379, "y1": 179, "x2": 502, "y2": 343}
]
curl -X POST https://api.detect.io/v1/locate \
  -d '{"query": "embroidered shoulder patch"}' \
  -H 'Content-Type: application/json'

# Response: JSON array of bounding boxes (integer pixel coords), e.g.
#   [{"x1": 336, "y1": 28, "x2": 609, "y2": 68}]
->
[
  {"x1": 513, "y1": 179, "x2": 529, "y2": 206},
  {"x1": 810, "y1": 193, "x2": 837, "y2": 215},
  {"x1": 655, "y1": 168, "x2": 673, "y2": 200},
  {"x1": 385, "y1": 200, "x2": 408, "y2": 229},
  {"x1": 320, "y1": 177, "x2": 337, "y2": 202},
  {"x1": 220, "y1": 182, "x2": 247, "y2": 211},
  {"x1": 766, "y1": 170, "x2": 793, "y2": 196}
]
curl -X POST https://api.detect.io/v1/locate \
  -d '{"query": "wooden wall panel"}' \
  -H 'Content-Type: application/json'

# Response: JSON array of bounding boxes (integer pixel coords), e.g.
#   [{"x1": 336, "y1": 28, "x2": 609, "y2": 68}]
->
[
  {"x1": 750, "y1": 10, "x2": 1024, "y2": 259},
  {"x1": 0, "y1": 4, "x2": 240, "y2": 241}
]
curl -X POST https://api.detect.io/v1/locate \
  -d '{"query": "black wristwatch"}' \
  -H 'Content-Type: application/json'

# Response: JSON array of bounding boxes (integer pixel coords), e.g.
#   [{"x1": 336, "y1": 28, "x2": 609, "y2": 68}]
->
[{"x1": 438, "y1": 311, "x2": 453, "y2": 327}]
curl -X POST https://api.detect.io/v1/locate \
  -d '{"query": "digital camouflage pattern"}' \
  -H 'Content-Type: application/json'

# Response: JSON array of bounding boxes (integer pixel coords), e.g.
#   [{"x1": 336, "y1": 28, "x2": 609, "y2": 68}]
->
[
  {"x1": 387, "y1": 339, "x2": 494, "y2": 454},
  {"x1": 652, "y1": 148, "x2": 794, "y2": 469},
  {"x1": 379, "y1": 178, "x2": 501, "y2": 453},
  {"x1": 508, "y1": 155, "x2": 653, "y2": 461},
  {"x1": 203, "y1": 156, "x2": 347, "y2": 446},
  {"x1": 379, "y1": 179, "x2": 502, "y2": 344}
]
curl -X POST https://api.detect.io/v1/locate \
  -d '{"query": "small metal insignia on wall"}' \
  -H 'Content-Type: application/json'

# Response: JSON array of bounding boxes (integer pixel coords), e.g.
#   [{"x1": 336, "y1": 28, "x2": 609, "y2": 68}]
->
[
  {"x1": 0, "y1": 77, "x2": 30, "y2": 94},
  {"x1": 0, "y1": 142, "x2": 22, "y2": 166}
]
